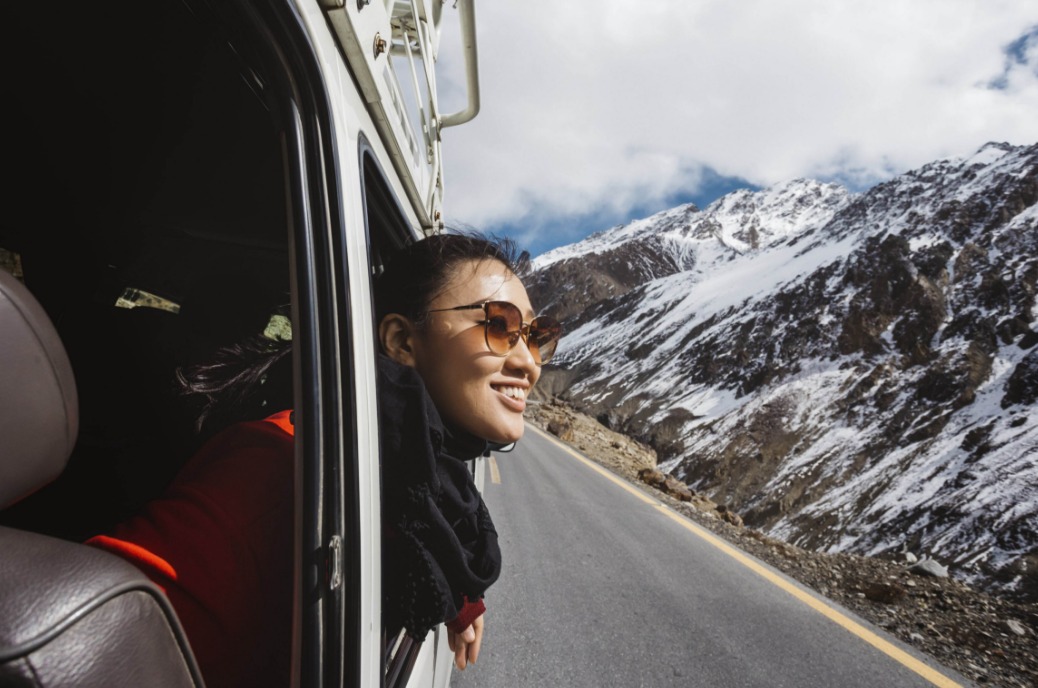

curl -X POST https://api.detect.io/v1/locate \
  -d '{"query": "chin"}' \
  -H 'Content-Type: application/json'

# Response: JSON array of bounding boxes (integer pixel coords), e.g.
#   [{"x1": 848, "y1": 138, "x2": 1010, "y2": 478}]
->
[
  {"x1": 486, "y1": 422, "x2": 524, "y2": 445},
  {"x1": 499, "y1": 428, "x2": 524, "y2": 445}
]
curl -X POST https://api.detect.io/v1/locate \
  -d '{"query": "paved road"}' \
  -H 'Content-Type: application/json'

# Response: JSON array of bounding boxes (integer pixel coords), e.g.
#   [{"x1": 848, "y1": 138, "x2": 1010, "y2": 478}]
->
[{"x1": 451, "y1": 424, "x2": 970, "y2": 688}]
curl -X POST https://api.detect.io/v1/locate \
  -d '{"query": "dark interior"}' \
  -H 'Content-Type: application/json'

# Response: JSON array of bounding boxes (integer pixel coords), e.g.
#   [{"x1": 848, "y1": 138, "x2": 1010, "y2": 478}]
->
[{"x1": 0, "y1": 1, "x2": 293, "y2": 539}]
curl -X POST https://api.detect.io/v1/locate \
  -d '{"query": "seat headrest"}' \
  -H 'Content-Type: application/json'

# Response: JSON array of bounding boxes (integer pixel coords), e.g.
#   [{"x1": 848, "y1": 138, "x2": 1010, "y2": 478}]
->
[{"x1": 0, "y1": 270, "x2": 78, "y2": 509}]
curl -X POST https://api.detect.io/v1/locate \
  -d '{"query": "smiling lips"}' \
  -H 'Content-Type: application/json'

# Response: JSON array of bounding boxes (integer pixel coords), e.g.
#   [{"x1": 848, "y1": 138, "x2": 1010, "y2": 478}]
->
[{"x1": 492, "y1": 383, "x2": 527, "y2": 408}]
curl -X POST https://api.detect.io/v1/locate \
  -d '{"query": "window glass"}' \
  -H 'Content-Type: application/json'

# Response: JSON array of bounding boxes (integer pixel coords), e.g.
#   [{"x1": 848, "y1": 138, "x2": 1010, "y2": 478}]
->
[{"x1": 360, "y1": 150, "x2": 426, "y2": 687}]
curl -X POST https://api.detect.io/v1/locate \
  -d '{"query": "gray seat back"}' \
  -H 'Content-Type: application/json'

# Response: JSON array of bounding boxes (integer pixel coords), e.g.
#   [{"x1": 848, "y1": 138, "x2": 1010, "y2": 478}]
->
[
  {"x1": 0, "y1": 270, "x2": 205, "y2": 687},
  {"x1": 0, "y1": 269, "x2": 77, "y2": 509}
]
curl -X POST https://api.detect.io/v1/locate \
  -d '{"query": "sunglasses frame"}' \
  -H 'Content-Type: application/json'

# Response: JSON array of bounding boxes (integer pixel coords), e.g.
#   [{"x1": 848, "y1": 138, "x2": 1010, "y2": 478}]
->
[{"x1": 425, "y1": 300, "x2": 561, "y2": 365}]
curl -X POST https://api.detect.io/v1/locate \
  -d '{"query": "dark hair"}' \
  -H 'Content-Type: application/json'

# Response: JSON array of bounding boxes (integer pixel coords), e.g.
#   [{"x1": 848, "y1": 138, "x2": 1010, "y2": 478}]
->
[
  {"x1": 374, "y1": 230, "x2": 530, "y2": 327},
  {"x1": 176, "y1": 312, "x2": 293, "y2": 434}
]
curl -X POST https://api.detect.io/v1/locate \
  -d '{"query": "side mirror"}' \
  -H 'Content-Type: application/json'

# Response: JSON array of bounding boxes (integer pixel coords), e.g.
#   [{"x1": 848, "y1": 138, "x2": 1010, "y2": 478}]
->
[{"x1": 486, "y1": 442, "x2": 515, "y2": 455}]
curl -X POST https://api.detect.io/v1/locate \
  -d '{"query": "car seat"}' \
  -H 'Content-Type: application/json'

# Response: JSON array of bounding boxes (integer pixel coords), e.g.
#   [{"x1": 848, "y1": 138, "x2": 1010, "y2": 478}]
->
[{"x1": 0, "y1": 269, "x2": 205, "y2": 687}]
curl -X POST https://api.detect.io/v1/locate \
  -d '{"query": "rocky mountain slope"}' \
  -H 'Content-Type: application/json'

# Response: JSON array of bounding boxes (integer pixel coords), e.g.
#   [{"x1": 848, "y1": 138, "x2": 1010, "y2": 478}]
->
[{"x1": 526, "y1": 142, "x2": 1038, "y2": 603}]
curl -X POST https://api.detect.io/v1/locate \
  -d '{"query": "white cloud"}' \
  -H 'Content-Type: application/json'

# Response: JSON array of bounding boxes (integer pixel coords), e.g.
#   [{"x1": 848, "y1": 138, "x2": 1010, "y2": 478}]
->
[{"x1": 434, "y1": 1, "x2": 1038, "y2": 245}]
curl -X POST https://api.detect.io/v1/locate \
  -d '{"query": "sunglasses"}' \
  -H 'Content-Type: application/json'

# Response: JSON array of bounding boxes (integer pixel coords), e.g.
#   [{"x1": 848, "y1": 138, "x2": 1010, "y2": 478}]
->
[{"x1": 425, "y1": 300, "x2": 562, "y2": 365}]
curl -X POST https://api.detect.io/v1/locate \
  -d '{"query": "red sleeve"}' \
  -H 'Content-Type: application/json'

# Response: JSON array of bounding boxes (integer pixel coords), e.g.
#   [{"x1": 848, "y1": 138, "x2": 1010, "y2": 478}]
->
[
  {"x1": 446, "y1": 596, "x2": 486, "y2": 634},
  {"x1": 86, "y1": 417, "x2": 294, "y2": 688}
]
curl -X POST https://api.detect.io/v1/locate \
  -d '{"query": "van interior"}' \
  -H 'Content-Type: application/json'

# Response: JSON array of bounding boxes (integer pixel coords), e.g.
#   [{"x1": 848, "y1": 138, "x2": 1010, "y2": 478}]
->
[
  {"x1": 0, "y1": 3, "x2": 433, "y2": 684},
  {"x1": 0, "y1": 1, "x2": 294, "y2": 539}
]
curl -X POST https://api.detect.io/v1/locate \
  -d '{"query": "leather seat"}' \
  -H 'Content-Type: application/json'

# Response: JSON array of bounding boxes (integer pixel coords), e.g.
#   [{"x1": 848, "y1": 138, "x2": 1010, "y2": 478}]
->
[{"x1": 0, "y1": 269, "x2": 204, "y2": 687}]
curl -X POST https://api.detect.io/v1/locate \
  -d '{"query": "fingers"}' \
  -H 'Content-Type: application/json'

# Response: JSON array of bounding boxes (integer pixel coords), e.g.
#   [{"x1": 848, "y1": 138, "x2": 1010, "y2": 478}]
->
[
  {"x1": 451, "y1": 622, "x2": 480, "y2": 670},
  {"x1": 467, "y1": 616, "x2": 484, "y2": 666},
  {"x1": 453, "y1": 634, "x2": 468, "y2": 670},
  {"x1": 447, "y1": 629, "x2": 458, "y2": 653}
]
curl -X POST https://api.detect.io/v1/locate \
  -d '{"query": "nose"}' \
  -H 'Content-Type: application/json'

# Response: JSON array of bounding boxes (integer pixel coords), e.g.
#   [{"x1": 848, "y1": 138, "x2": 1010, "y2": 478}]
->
[{"x1": 505, "y1": 333, "x2": 540, "y2": 381}]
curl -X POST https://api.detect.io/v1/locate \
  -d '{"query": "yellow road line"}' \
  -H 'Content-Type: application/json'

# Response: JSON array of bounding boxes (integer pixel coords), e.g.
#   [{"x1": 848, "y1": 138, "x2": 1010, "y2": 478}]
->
[
  {"x1": 526, "y1": 423, "x2": 657, "y2": 505},
  {"x1": 488, "y1": 455, "x2": 501, "y2": 484},
  {"x1": 525, "y1": 422, "x2": 962, "y2": 688}
]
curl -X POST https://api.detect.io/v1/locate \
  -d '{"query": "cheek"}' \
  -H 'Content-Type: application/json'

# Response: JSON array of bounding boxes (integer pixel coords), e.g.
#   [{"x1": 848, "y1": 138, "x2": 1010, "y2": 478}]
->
[
  {"x1": 418, "y1": 346, "x2": 489, "y2": 408},
  {"x1": 414, "y1": 327, "x2": 506, "y2": 419},
  {"x1": 449, "y1": 361, "x2": 499, "y2": 414}
]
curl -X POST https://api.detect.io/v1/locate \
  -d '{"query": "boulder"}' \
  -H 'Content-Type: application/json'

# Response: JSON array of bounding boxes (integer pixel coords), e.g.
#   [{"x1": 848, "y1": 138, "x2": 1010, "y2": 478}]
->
[
  {"x1": 663, "y1": 474, "x2": 693, "y2": 501},
  {"x1": 1003, "y1": 619, "x2": 1029, "y2": 637},
  {"x1": 637, "y1": 469, "x2": 695, "y2": 502},
  {"x1": 909, "y1": 558, "x2": 949, "y2": 578},
  {"x1": 547, "y1": 419, "x2": 575, "y2": 442},
  {"x1": 716, "y1": 503, "x2": 744, "y2": 528},
  {"x1": 637, "y1": 468, "x2": 667, "y2": 489},
  {"x1": 862, "y1": 581, "x2": 907, "y2": 604}
]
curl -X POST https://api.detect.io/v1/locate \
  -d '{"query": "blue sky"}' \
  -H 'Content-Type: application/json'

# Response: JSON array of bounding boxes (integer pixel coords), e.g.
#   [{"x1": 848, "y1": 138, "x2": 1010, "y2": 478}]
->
[
  {"x1": 437, "y1": 2, "x2": 1038, "y2": 259},
  {"x1": 477, "y1": 168, "x2": 759, "y2": 258}
]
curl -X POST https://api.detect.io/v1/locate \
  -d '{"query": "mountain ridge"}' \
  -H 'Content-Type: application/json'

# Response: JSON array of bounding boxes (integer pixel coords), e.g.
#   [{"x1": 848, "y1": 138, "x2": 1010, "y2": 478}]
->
[{"x1": 527, "y1": 141, "x2": 1038, "y2": 602}]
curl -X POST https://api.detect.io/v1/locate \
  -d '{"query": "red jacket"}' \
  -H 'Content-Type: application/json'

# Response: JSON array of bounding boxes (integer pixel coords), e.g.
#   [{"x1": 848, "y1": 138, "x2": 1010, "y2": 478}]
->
[
  {"x1": 88, "y1": 412, "x2": 294, "y2": 688},
  {"x1": 87, "y1": 410, "x2": 485, "y2": 687}
]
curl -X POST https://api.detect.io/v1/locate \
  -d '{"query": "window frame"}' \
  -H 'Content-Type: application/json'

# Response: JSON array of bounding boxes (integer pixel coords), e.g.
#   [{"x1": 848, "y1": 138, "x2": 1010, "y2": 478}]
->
[{"x1": 212, "y1": 1, "x2": 365, "y2": 684}]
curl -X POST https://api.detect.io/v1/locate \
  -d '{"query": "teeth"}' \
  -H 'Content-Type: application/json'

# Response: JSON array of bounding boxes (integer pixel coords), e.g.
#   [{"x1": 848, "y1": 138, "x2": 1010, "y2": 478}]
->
[{"x1": 496, "y1": 385, "x2": 525, "y2": 400}]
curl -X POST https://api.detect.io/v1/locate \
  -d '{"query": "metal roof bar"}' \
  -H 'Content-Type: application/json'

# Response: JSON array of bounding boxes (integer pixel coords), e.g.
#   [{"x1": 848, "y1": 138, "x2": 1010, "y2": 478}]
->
[{"x1": 439, "y1": 0, "x2": 479, "y2": 129}]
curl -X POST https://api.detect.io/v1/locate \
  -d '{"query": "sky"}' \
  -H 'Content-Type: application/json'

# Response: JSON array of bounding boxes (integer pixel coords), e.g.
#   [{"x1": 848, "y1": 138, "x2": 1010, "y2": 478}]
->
[{"x1": 433, "y1": 1, "x2": 1038, "y2": 258}]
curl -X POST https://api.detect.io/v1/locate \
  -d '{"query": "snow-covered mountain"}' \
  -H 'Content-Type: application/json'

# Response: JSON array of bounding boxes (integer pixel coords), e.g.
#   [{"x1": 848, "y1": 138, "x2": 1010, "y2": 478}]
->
[{"x1": 526, "y1": 142, "x2": 1038, "y2": 602}]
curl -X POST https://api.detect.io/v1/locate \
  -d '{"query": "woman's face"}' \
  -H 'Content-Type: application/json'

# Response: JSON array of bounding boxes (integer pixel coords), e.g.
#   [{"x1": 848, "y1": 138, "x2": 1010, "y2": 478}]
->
[{"x1": 410, "y1": 259, "x2": 541, "y2": 444}]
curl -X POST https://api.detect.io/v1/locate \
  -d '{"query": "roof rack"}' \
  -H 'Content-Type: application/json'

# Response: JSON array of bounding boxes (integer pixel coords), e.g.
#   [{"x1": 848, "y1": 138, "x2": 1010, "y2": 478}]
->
[{"x1": 320, "y1": 0, "x2": 480, "y2": 231}]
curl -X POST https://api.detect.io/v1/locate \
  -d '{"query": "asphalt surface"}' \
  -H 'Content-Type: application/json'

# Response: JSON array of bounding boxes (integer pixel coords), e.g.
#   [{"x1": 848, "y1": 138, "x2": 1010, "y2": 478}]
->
[{"x1": 450, "y1": 424, "x2": 971, "y2": 688}]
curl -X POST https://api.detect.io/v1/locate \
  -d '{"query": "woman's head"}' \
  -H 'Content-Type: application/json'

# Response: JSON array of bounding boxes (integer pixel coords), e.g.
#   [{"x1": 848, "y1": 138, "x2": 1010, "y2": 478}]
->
[
  {"x1": 374, "y1": 233, "x2": 530, "y2": 325},
  {"x1": 375, "y1": 233, "x2": 560, "y2": 444}
]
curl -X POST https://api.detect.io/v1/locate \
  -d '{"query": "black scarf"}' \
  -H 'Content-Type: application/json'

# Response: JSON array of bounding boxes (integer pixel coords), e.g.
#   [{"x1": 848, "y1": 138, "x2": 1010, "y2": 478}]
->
[{"x1": 378, "y1": 354, "x2": 502, "y2": 638}]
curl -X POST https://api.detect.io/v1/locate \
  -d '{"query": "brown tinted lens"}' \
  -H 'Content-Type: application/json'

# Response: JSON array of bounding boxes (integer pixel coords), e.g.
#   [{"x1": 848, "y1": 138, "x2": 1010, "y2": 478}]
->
[
  {"x1": 484, "y1": 301, "x2": 522, "y2": 355},
  {"x1": 528, "y1": 317, "x2": 562, "y2": 364}
]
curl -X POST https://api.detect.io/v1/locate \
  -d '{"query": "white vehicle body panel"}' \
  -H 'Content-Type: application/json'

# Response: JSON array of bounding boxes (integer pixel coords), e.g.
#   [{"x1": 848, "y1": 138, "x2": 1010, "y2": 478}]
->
[{"x1": 291, "y1": 1, "x2": 477, "y2": 686}]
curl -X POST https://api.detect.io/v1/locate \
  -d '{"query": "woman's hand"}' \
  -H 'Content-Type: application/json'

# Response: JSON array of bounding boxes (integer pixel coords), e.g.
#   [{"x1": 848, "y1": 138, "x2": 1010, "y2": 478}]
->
[{"x1": 447, "y1": 614, "x2": 484, "y2": 670}]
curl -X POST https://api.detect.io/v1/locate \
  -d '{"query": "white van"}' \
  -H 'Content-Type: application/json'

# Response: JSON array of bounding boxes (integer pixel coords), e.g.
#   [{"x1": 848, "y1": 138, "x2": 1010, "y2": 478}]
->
[{"x1": 0, "y1": 1, "x2": 480, "y2": 686}]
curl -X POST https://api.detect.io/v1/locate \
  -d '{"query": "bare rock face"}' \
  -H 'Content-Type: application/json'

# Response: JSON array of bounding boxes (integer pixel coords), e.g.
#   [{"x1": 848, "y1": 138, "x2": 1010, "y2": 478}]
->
[{"x1": 1004, "y1": 349, "x2": 1038, "y2": 408}]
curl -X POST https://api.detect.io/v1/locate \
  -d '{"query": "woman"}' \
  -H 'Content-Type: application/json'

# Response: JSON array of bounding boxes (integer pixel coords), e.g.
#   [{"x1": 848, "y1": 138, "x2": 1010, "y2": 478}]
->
[
  {"x1": 86, "y1": 232, "x2": 562, "y2": 685},
  {"x1": 374, "y1": 233, "x2": 562, "y2": 669}
]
